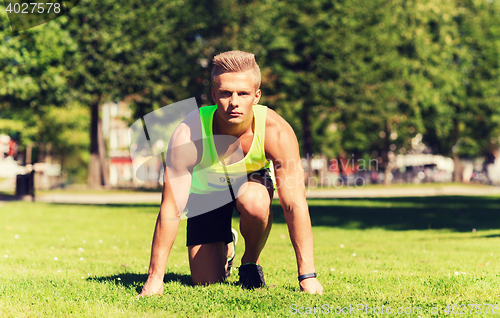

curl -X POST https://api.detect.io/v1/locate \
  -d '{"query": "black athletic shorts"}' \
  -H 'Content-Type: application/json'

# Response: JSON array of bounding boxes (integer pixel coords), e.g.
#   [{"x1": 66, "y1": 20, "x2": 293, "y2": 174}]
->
[{"x1": 186, "y1": 168, "x2": 274, "y2": 246}]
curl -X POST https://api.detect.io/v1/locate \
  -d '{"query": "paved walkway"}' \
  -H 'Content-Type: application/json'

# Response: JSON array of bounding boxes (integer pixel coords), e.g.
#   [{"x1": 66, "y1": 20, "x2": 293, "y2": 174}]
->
[
  {"x1": 10, "y1": 185, "x2": 496, "y2": 204},
  {"x1": 301, "y1": 185, "x2": 500, "y2": 198},
  {"x1": 34, "y1": 193, "x2": 162, "y2": 204}
]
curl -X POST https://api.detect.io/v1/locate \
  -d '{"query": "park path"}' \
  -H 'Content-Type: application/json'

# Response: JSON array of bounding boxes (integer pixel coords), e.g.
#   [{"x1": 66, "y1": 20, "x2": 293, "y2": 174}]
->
[{"x1": 20, "y1": 184, "x2": 500, "y2": 204}]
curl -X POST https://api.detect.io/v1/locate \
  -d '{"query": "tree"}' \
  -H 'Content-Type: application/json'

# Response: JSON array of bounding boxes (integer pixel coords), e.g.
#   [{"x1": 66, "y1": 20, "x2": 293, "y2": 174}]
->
[
  {"x1": 452, "y1": 0, "x2": 500, "y2": 158},
  {"x1": 415, "y1": 0, "x2": 500, "y2": 181},
  {"x1": 63, "y1": 0, "x2": 209, "y2": 188},
  {"x1": 0, "y1": 13, "x2": 83, "y2": 174}
]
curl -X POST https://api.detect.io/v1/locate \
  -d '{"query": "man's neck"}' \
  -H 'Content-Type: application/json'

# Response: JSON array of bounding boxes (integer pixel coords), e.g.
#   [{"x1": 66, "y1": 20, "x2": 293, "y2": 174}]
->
[{"x1": 213, "y1": 109, "x2": 254, "y2": 138}]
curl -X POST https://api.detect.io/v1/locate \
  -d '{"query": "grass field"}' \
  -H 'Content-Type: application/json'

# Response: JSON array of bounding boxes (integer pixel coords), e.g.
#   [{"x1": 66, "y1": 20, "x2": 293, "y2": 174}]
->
[{"x1": 1, "y1": 196, "x2": 500, "y2": 317}]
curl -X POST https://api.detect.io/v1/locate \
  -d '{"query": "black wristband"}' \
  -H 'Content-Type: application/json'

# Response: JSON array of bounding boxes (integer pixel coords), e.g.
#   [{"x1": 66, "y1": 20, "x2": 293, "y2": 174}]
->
[{"x1": 298, "y1": 272, "x2": 317, "y2": 282}]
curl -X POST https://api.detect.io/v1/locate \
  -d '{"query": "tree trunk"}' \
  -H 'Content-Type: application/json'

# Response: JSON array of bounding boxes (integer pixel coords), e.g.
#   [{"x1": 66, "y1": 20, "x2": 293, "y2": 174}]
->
[
  {"x1": 383, "y1": 120, "x2": 393, "y2": 186},
  {"x1": 45, "y1": 143, "x2": 52, "y2": 164},
  {"x1": 98, "y1": 119, "x2": 109, "y2": 187},
  {"x1": 88, "y1": 100, "x2": 105, "y2": 189},
  {"x1": 453, "y1": 154, "x2": 462, "y2": 183},
  {"x1": 26, "y1": 144, "x2": 32, "y2": 164},
  {"x1": 451, "y1": 116, "x2": 463, "y2": 183},
  {"x1": 384, "y1": 152, "x2": 396, "y2": 186},
  {"x1": 301, "y1": 107, "x2": 314, "y2": 186},
  {"x1": 38, "y1": 142, "x2": 45, "y2": 163}
]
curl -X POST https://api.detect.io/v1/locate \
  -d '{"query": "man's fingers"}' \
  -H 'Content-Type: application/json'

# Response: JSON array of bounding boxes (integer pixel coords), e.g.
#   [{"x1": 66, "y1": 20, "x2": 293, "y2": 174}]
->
[
  {"x1": 315, "y1": 286, "x2": 324, "y2": 295},
  {"x1": 299, "y1": 278, "x2": 324, "y2": 295}
]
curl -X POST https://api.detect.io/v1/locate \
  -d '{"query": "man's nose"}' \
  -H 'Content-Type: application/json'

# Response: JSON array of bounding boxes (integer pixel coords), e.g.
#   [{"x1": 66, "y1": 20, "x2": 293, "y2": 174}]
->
[{"x1": 229, "y1": 93, "x2": 239, "y2": 106}]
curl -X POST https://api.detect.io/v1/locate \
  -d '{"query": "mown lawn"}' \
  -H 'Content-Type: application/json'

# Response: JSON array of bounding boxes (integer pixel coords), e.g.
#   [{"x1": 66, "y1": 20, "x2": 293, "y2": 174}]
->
[{"x1": 1, "y1": 196, "x2": 499, "y2": 317}]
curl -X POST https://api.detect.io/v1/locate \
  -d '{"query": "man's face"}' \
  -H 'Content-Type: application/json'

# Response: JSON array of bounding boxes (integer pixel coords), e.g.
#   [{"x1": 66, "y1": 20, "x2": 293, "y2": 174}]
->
[{"x1": 211, "y1": 70, "x2": 261, "y2": 125}]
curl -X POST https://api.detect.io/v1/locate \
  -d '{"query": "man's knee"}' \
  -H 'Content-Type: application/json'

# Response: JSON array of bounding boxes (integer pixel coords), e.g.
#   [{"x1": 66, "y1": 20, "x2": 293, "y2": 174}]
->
[{"x1": 236, "y1": 189, "x2": 271, "y2": 220}]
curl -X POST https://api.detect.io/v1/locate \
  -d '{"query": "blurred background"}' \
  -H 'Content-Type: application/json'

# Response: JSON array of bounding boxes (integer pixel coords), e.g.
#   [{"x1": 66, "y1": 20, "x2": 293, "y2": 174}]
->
[{"x1": 0, "y1": 0, "x2": 499, "y2": 193}]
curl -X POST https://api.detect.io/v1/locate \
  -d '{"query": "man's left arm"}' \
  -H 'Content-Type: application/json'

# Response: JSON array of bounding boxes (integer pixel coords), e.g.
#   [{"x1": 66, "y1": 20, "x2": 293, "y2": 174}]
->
[{"x1": 266, "y1": 118, "x2": 324, "y2": 295}]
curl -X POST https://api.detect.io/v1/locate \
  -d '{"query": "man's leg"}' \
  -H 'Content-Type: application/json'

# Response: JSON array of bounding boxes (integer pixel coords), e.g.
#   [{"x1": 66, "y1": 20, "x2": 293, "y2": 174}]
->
[
  {"x1": 186, "y1": 173, "x2": 273, "y2": 286},
  {"x1": 188, "y1": 242, "x2": 226, "y2": 285},
  {"x1": 186, "y1": 194, "x2": 234, "y2": 285},
  {"x1": 235, "y1": 174, "x2": 273, "y2": 265}
]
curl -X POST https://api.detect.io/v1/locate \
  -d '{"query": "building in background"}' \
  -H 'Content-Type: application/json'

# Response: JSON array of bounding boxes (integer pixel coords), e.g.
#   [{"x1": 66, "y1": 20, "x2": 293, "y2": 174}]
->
[
  {"x1": 486, "y1": 147, "x2": 500, "y2": 185},
  {"x1": 0, "y1": 134, "x2": 62, "y2": 191},
  {"x1": 102, "y1": 101, "x2": 136, "y2": 187},
  {"x1": 0, "y1": 134, "x2": 25, "y2": 191}
]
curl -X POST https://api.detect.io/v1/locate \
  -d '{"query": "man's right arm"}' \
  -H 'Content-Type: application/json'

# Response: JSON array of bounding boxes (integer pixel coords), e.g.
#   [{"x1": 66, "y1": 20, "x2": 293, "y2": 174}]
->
[{"x1": 138, "y1": 120, "x2": 199, "y2": 297}]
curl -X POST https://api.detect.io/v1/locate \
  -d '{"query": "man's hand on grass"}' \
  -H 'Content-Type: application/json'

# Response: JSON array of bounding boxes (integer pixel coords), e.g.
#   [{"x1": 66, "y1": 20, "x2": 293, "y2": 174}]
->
[
  {"x1": 299, "y1": 278, "x2": 324, "y2": 295},
  {"x1": 137, "y1": 276, "x2": 164, "y2": 298}
]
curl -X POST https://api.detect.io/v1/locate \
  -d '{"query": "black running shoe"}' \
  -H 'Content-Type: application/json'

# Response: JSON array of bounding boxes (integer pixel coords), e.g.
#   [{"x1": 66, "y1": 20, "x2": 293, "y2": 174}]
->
[
  {"x1": 225, "y1": 258, "x2": 233, "y2": 278},
  {"x1": 238, "y1": 263, "x2": 266, "y2": 289}
]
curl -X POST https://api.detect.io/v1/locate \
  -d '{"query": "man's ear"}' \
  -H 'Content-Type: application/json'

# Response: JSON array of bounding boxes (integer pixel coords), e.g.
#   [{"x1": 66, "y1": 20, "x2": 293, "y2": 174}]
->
[
  {"x1": 211, "y1": 86, "x2": 216, "y2": 103},
  {"x1": 254, "y1": 89, "x2": 261, "y2": 105}
]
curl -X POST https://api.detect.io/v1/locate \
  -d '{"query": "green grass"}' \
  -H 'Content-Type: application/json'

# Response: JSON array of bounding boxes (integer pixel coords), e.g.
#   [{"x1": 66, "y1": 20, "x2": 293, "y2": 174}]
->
[{"x1": 1, "y1": 197, "x2": 500, "y2": 317}]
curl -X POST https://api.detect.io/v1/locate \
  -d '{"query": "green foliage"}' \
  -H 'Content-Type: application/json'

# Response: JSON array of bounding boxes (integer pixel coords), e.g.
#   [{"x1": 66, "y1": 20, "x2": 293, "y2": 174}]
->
[
  {"x1": 450, "y1": 0, "x2": 500, "y2": 157},
  {"x1": 2, "y1": 0, "x2": 500, "y2": 181},
  {"x1": 60, "y1": 0, "x2": 212, "y2": 186},
  {"x1": 0, "y1": 15, "x2": 74, "y2": 110},
  {"x1": 0, "y1": 11, "x2": 87, "y2": 180},
  {"x1": 63, "y1": 0, "x2": 208, "y2": 115},
  {"x1": 197, "y1": 0, "x2": 500, "y2": 161},
  {"x1": 39, "y1": 104, "x2": 90, "y2": 183}
]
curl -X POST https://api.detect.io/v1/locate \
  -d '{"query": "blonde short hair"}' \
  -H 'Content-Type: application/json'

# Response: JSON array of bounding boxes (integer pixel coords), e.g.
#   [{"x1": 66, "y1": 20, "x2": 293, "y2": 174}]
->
[{"x1": 211, "y1": 50, "x2": 261, "y2": 89}]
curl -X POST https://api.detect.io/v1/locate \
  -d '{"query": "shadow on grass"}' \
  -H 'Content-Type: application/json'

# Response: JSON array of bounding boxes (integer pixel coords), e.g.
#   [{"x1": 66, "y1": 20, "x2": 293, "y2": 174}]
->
[
  {"x1": 89, "y1": 272, "x2": 247, "y2": 293},
  {"x1": 41, "y1": 195, "x2": 500, "y2": 232},
  {"x1": 89, "y1": 272, "x2": 192, "y2": 293},
  {"x1": 270, "y1": 195, "x2": 500, "y2": 232},
  {"x1": 475, "y1": 234, "x2": 500, "y2": 238},
  {"x1": 0, "y1": 193, "x2": 20, "y2": 201}
]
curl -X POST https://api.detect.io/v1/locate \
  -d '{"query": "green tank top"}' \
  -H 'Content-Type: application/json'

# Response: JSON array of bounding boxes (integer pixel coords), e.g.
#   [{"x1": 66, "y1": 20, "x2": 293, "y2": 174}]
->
[{"x1": 190, "y1": 104, "x2": 275, "y2": 195}]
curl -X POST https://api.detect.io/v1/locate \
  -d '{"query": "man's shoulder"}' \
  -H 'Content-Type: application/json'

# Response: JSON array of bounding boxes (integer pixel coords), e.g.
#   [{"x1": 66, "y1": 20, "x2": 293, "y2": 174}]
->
[
  {"x1": 168, "y1": 109, "x2": 203, "y2": 169},
  {"x1": 264, "y1": 107, "x2": 294, "y2": 137},
  {"x1": 263, "y1": 107, "x2": 298, "y2": 160},
  {"x1": 171, "y1": 110, "x2": 202, "y2": 145}
]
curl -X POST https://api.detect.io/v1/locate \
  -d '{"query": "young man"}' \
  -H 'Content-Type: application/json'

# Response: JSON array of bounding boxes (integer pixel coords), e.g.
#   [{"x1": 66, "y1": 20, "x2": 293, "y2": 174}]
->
[{"x1": 139, "y1": 50, "x2": 323, "y2": 295}]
